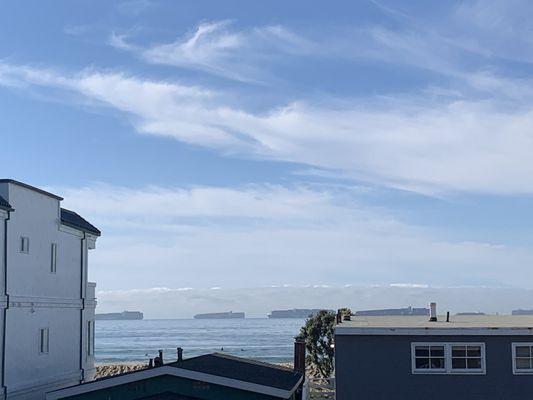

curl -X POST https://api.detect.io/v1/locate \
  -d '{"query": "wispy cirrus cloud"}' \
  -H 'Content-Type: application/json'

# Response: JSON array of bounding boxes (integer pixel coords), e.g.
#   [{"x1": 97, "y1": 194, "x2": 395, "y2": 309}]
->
[
  {"x1": 110, "y1": 20, "x2": 315, "y2": 83},
  {"x1": 3, "y1": 62, "x2": 533, "y2": 195}
]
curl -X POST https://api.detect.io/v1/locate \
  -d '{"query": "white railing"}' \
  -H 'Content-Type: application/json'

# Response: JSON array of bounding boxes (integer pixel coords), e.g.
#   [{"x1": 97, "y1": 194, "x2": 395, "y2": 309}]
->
[{"x1": 304, "y1": 377, "x2": 335, "y2": 400}]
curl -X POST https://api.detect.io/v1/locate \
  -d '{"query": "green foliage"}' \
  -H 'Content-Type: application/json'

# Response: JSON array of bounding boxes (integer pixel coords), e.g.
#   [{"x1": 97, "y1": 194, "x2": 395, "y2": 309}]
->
[
  {"x1": 338, "y1": 308, "x2": 352, "y2": 319},
  {"x1": 297, "y1": 310, "x2": 337, "y2": 378}
]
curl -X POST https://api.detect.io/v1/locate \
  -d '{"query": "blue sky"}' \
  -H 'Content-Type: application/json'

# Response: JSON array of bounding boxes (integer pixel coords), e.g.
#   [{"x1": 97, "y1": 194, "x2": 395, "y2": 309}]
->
[{"x1": 2, "y1": 0, "x2": 533, "y2": 300}]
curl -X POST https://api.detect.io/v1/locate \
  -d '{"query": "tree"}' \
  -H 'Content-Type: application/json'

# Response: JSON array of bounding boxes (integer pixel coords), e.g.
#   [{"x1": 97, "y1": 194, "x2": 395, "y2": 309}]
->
[{"x1": 297, "y1": 310, "x2": 336, "y2": 378}]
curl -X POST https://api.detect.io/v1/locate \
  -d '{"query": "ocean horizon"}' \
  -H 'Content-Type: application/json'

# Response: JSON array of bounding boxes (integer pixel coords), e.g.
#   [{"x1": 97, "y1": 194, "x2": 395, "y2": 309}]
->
[{"x1": 95, "y1": 318, "x2": 306, "y2": 364}]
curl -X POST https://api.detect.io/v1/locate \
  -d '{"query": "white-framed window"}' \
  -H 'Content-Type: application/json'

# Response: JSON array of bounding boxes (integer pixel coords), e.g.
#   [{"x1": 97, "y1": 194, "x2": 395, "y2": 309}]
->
[
  {"x1": 39, "y1": 328, "x2": 49, "y2": 354},
  {"x1": 87, "y1": 320, "x2": 95, "y2": 356},
  {"x1": 512, "y1": 343, "x2": 533, "y2": 374},
  {"x1": 411, "y1": 342, "x2": 485, "y2": 374},
  {"x1": 20, "y1": 236, "x2": 29, "y2": 254},
  {"x1": 413, "y1": 344, "x2": 446, "y2": 372},
  {"x1": 50, "y1": 243, "x2": 57, "y2": 273}
]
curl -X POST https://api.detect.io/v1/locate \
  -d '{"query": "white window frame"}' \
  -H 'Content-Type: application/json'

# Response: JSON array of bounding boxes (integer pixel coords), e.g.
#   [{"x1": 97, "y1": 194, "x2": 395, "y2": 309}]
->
[
  {"x1": 20, "y1": 236, "x2": 29, "y2": 254},
  {"x1": 512, "y1": 343, "x2": 533, "y2": 374},
  {"x1": 411, "y1": 342, "x2": 486, "y2": 375},
  {"x1": 50, "y1": 243, "x2": 57, "y2": 273},
  {"x1": 39, "y1": 328, "x2": 49, "y2": 354}
]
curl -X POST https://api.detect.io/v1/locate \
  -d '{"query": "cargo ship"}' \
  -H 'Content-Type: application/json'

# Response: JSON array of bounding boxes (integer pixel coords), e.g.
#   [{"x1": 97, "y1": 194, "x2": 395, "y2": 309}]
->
[
  {"x1": 268, "y1": 309, "x2": 332, "y2": 318},
  {"x1": 95, "y1": 311, "x2": 144, "y2": 320},
  {"x1": 193, "y1": 311, "x2": 245, "y2": 319},
  {"x1": 354, "y1": 306, "x2": 429, "y2": 316}
]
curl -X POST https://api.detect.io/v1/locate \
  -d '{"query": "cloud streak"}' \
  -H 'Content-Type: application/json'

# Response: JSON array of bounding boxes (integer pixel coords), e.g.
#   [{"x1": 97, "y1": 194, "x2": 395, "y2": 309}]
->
[
  {"x1": 3, "y1": 62, "x2": 533, "y2": 195},
  {"x1": 48, "y1": 183, "x2": 533, "y2": 291},
  {"x1": 112, "y1": 21, "x2": 314, "y2": 83}
]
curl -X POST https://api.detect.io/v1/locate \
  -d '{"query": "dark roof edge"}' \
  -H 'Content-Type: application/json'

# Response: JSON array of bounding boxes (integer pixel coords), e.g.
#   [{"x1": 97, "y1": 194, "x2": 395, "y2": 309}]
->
[
  {"x1": 0, "y1": 179, "x2": 63, "y2": 201},
  {"x1": 60, "y1": 208, "x2": 101, "y2": 236},
  {"x1": 0, "y1": 195, "x2": 13, "y2": 212},
  {"x1": 60, "y1": 221, "x2": 101, "y2": 236}
]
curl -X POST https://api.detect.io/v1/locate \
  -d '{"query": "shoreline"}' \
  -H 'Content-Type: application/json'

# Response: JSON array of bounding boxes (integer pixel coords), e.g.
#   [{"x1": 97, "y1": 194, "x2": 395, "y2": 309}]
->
[{"x1": 95, "y1": 361, "x2": 295, "y2": 379}]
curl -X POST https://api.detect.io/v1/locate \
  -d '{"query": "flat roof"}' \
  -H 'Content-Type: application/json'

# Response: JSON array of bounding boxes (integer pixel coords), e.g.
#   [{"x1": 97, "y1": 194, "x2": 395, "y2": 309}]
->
[
  {"x1": 335, "y1": 315, "x2": 533, "y2": 336},
  {"x1": 0, "y1": 179, "x2": 63, "y2": 200}
]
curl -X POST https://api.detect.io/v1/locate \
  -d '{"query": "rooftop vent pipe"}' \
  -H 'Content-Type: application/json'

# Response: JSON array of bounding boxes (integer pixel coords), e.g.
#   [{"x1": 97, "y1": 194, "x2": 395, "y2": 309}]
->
[
  {"x1": 154, "y1": 350, "x2": 164, "y2": 366},
  {"x1": 429, "y1": 302, "x2": 437, "y2": 322}
]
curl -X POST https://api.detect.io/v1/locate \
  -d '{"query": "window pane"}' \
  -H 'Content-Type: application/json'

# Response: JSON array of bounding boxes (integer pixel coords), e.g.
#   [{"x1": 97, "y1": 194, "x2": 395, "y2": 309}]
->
[
  {"x1": 416, "y1": 358, "x2": 430, "y2": 369},
  {"x1": 415, "y1": 347, "x2": 429, "y2": 357},
  {"x1": 516, "y1": 346, "x2": 531, "y2": 358},
  {"x1": 452, "y1": 358, "x2": 467, "y2": 369},
  {"x1": 431, "y1": 357, "x2": 445, "y2": 369},
  {"x1": 467, "y1": 346, "x2": 481, "y2": 357},
  {"x1": 467, "y1": 358, "x2": 482, "y2": 369},
  {"x1": 430, "y1": 346, "x2": 444, "y2": 357},
  {"x1": 452, "y1": 346, "x2": 466, "y2": 357},
  {"x1": 516, "y1": 358, "x2": 531, "y2": 370}
]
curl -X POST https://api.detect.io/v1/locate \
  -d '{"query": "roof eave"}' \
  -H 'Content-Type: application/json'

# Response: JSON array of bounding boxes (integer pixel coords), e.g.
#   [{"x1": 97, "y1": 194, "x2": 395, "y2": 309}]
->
[{"x1": 60, "y1": 221, "x2": 101, "y2": 237}]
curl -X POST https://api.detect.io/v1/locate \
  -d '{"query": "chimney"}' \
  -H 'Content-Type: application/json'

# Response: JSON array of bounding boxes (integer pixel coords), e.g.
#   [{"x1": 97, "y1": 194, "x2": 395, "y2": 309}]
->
[
  {"x1": 154, "y1": 349, "x2": 163, "y2": 366},
  {"x1": 429, "y1": 302, "x2": 437, "y2": 322},
  {"x1": 177, "y1": 347, "x2": 183, "y2": 362},
  {"x1": 294, "y1": 339, "x2": 306, "y2": 375}
]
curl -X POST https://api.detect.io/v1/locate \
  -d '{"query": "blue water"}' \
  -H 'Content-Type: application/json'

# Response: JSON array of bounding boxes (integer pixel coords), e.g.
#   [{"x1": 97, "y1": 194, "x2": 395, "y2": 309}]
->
[{"x1": 95, "y1": 318, "x2": 306, "y2": 364}]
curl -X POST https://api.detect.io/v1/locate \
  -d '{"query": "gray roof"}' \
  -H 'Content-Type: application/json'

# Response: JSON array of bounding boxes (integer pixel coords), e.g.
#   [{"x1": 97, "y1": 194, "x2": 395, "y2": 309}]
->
[
  {"x1": 337, "y1": 315, "x2": 533, "y2": 329},
  {"x1": 51, "y1": 352, "x2": 302, "y2": 397},
  {"x1": 0, "y1": 195, "x2": 12, "y2": 211},
  {"x1": 60, "y1": 208, "x2": 101, "y2": 236},
  {"x1": 168, "y1": 353, "x2": 302, "y2": 391}
]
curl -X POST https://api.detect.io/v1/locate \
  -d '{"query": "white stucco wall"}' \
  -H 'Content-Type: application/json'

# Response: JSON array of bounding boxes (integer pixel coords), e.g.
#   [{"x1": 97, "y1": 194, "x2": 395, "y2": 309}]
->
[
  {"x1": 0, "y1": 182, "x2": 98, "y2": 400},
  {"x1": 5, "y1": 185, "x2": 81, "y2": 299}
]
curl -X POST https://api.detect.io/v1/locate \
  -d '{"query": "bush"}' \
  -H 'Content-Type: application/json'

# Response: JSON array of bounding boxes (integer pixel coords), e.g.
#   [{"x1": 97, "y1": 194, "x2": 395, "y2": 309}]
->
[{"x1": 297, "y1": 310, "x2": 336, "y2": 378}]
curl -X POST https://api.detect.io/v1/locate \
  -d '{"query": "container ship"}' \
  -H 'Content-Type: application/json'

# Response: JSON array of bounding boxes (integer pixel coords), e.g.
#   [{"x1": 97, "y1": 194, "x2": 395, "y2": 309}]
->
[
  {"x1": 268, "y1": 309, "x2": 332, "y2": 318},
  {"x1": 95, "y1": 311, "x2": 144, "y2": 320},
  {"x1": 193, "y1": 311, "x2": 245, "y2": 319}
]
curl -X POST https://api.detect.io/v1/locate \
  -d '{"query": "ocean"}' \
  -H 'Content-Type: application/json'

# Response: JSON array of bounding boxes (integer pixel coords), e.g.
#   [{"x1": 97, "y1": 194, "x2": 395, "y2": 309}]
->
[{"x1": 95, "y1": 318, "x2": 306, "y2": 364}]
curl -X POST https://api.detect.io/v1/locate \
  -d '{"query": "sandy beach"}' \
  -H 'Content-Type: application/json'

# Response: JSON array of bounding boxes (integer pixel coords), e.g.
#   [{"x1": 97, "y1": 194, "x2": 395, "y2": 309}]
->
[{"x1": 95, "y1": 362, "x2": 296, "y2": 379}]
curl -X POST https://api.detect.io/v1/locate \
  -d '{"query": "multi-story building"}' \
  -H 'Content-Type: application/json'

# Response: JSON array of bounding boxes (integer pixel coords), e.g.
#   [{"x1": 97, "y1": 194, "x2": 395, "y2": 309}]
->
[{"x1": 0, "y1": 179, "x2": 101, "y2": 400}]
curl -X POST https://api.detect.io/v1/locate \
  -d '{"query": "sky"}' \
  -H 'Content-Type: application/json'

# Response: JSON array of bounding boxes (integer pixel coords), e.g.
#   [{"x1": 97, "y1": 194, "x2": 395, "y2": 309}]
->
[{"x1": 2, "y1": 0, "x2": 533, "y2": 316}]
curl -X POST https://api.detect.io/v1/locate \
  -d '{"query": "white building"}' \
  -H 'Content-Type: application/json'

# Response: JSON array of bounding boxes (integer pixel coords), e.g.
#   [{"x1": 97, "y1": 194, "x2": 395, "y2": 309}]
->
[{"x1": 0, "y1": 180, "x2": 100, "y2": 400}]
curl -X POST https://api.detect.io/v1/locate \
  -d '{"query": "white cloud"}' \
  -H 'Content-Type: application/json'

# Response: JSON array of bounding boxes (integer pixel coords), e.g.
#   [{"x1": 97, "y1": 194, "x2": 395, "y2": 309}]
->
[
  {"x1": 112, "y1": 20, "x2": 314, "y2": 83},
  {"x1": 4, "y1": 63, "x2": 533, "y2": 194},
  {"x1": 48, "y1": 183, "x2": 533, "y2": 291}
]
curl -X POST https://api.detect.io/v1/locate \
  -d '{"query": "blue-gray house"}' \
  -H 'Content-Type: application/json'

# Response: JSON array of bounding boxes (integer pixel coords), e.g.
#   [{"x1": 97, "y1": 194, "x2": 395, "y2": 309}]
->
[{"x1": 335, "y1": 310, "x2": 533, "y2": 399}]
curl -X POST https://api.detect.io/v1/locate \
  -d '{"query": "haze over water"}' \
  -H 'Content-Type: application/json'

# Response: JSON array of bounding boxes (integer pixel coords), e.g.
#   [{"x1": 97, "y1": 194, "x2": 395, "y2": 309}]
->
[{"x1": 95, "y1": 318, "x2": 305, "y2": 364}]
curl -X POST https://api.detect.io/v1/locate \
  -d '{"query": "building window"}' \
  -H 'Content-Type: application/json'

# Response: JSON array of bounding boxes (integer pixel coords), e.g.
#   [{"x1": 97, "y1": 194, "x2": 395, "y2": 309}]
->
[
  {"x1": 39, "y1": 328, "x2": 49, "y2": 354},
  {"x1": 20, "y1": 236, "x2": 29, "y2": 253},
  {"x1": 413, "y1": 345, "x2": 445, "y2": 371},
  {"x1": 412, "y1": 343, "x2": 485, "y2": 374},
  {"x1": 50, "y1": 243, "x2": 57, "y2": 273},
  {"x1": 512, "y1": 343, "x2": 533, "y2": 374},
  {"x1": 87, "y1": 320, "x2": 94, "y2": 356},
  {"x1": 451, "y1": 345, "x2": 483, "y2": 371}
]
